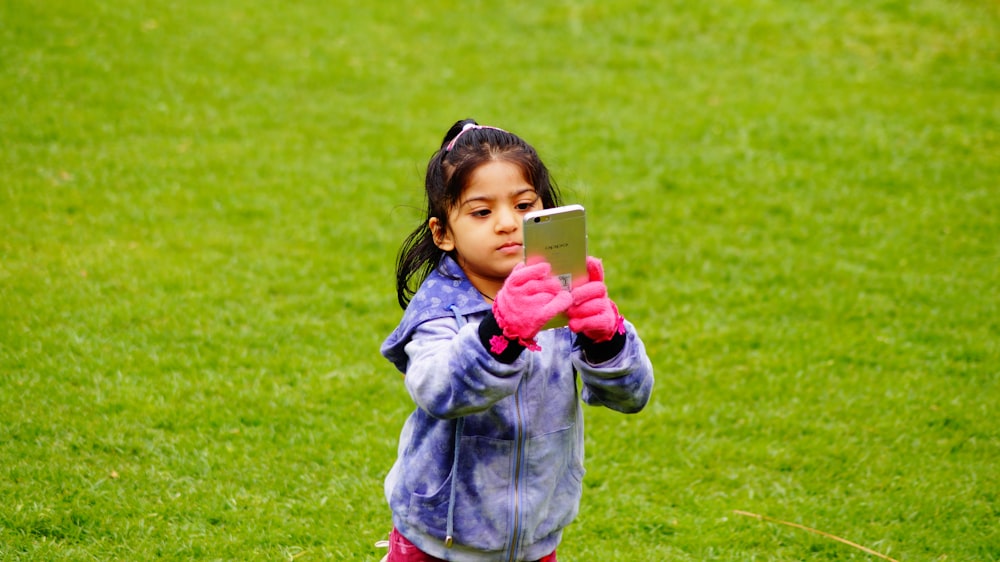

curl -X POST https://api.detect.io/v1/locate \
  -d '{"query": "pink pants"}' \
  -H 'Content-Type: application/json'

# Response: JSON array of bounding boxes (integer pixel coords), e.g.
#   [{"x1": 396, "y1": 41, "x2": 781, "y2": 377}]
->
[{"x1": 386, "y1": 528, "x2": 557, "y2": 562}]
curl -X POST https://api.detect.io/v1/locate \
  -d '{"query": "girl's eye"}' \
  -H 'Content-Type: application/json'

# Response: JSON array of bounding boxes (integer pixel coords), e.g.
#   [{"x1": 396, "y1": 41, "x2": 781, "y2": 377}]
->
[
  {"x1": 516, "y1": 199, "x2": 539, "y2": 211},
  {"x1": 471, "y1": 209, "x2": 491, "y2": 217}
]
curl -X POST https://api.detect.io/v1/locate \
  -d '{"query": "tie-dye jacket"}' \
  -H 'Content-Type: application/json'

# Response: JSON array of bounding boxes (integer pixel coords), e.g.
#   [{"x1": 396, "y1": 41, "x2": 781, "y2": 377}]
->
[{"x1": 381, "y1": 256, "x2": 654, "y2": 562}]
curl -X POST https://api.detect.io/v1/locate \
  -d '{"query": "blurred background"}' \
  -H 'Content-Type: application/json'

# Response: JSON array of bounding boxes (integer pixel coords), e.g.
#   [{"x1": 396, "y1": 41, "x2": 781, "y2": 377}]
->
[{"x1": 2, "y1": 1, "x2": 997, "y2": 559}]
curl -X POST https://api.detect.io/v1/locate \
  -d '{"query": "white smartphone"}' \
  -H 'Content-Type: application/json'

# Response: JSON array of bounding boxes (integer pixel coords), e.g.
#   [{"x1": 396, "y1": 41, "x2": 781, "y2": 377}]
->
[{"x1": 523, "y1": 204, "x2": 588, "y2": 330}]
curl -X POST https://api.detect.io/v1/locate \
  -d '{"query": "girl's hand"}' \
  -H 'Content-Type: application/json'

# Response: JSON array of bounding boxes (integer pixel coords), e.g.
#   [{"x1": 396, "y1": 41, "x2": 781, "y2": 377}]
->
[
  {"x1": 492, "y1": 260, "x2": 574, "y2": 350},
  {"x1": 567, "y1": 257, "x2": 625, "y2": 343}
]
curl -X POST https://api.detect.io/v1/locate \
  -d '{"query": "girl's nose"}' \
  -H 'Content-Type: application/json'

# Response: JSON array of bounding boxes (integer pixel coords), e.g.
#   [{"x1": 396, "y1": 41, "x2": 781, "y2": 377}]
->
[{"x1": 495, "y1": 207, "x2": 519, "y2": 233}]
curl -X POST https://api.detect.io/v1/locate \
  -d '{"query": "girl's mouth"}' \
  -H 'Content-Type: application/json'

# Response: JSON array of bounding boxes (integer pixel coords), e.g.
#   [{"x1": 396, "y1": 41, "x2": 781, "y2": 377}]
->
[{"x1": 498, "y1": 242, "x2": 523, "y2": 255}]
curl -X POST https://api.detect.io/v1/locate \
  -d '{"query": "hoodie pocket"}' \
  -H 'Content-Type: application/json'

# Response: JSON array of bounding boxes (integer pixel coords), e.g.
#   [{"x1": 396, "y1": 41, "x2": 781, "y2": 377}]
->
[
  {"x1": 406, "y1": 434, "x2": 513, "y2": 552},
  {"x1": 523, "y1": 424, "x2": 586, "y2": 543}
]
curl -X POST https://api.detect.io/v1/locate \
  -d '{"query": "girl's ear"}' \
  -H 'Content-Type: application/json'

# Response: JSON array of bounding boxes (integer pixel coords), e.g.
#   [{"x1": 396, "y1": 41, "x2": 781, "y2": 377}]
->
[{"x1": 428, "y1": 217, "x2": 454, "y2": 251}]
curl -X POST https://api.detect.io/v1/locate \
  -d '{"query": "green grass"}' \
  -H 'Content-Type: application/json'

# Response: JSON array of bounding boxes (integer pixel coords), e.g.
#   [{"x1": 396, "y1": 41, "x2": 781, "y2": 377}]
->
[{"x1": 2, "y1": 0, "x2": 998, "y2": 560}]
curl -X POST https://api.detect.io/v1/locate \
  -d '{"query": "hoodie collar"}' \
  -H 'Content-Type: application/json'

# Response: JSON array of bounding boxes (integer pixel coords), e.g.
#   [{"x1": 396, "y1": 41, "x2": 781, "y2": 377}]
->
[{"x1": 381, "y1": 255, "x2": 492, "y2": 373}]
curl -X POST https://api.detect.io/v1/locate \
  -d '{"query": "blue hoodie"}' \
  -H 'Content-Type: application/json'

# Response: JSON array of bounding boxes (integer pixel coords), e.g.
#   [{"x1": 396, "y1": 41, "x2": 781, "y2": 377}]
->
[{"x1": 381, "y1": 256, "x2": 654, "y2": 562}]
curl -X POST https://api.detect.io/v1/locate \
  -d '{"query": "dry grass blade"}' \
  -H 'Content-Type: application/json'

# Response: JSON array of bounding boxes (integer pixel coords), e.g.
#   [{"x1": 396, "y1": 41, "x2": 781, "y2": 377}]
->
[{"x1": 734, "y1": 510, "x2": 900, "y2": 562}]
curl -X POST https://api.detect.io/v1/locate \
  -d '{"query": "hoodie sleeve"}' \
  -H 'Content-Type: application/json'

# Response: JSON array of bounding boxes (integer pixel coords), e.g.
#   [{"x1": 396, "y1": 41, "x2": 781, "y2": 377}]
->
[
  {"x1": 572, "y1": 319, "x2": 654, "y2": 414},
  {"x1": 401, "y1": 316, "x2": 529, "y2": 419}
]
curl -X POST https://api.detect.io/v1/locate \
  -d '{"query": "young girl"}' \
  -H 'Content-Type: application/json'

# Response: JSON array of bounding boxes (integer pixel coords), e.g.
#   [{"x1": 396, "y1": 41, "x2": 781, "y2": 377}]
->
[{"x1": 379, "y1": 119, "x2": 654, "y2": 562}]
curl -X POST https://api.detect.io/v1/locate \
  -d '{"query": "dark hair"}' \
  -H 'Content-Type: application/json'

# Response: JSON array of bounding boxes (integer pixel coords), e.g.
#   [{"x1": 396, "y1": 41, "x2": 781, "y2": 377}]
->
[{"x1": 394, "y1": 118, "x2": 563, "y2": 309}]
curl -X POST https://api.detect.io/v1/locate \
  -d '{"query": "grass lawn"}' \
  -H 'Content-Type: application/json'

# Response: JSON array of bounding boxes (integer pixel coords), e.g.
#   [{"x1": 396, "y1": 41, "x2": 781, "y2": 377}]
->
[{"x1": 2, "y1": 0, "x2": 998, "y2": 560}]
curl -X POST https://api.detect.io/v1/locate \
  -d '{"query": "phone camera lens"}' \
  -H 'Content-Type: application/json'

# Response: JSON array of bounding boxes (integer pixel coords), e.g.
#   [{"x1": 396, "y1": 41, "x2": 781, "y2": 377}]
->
[{"x1": 533, "y1": 217, "x2": 541, "y2": 223}]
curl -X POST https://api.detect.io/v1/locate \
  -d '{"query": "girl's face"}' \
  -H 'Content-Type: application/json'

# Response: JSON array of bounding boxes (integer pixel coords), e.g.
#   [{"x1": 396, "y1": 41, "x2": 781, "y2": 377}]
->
[{"x1": 430, "y1": 160, "x2": 543, "y2": 299}]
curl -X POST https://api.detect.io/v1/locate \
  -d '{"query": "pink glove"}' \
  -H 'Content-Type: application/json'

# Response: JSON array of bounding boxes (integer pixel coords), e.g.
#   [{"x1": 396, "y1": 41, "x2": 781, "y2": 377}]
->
[
  {"x1": 567, "y1": 257, "x2": 626, "y2": 343},
  {"x1": 492, "y1": 260, "x2": 574, "y2": 351}
]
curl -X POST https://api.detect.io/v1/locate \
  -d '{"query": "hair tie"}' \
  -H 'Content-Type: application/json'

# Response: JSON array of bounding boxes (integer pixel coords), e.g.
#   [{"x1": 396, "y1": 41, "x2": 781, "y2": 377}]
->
[{"x1": 445, "y1": 123, "x2": 508, "y2": 152}]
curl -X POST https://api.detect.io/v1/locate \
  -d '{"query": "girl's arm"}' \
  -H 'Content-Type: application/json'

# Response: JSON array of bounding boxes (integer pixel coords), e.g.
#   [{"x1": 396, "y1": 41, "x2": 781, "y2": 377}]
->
[
  {"x1": 572, "y1": 319, "x2": 654, "y2": 413},
  {"x1": 402, "y1": 316, "x2": 526, "y2": 419},
  {"x1": 566, "y1": 257, "x2": 654, "y2": 412}
]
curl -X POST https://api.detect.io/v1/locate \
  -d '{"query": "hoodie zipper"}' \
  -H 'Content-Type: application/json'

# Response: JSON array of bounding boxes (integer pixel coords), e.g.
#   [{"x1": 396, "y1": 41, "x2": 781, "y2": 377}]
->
[{"x1": 506, "y1": 375, "x2": 528, "y2": 562}]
